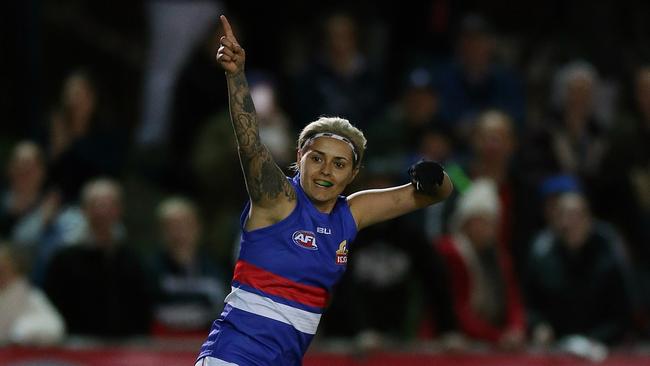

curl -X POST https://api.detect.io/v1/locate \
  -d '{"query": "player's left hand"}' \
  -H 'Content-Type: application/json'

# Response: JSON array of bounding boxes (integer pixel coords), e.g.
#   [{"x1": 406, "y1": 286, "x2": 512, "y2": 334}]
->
[{"x1": 408, "y1": 159, "x2": 445, "y2": 196}]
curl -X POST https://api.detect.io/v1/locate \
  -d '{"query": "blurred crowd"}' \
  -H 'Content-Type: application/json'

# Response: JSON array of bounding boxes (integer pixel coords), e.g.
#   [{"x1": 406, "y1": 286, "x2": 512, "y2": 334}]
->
[{"x1": 1, "y1": 0, "x2": 650, "y2": 358}]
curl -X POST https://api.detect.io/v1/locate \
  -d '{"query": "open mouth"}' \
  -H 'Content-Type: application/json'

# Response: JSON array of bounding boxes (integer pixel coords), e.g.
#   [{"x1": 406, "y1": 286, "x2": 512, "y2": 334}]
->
[{"x1": 315, "y1": 180, "x2": 333, "y2": 188}]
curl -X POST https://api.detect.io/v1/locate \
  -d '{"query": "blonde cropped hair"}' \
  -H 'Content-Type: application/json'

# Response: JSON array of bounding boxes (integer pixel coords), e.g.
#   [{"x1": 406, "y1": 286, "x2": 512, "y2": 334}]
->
[{"x1": 296, "y1": 116, "x2": 367, "y2": 169}]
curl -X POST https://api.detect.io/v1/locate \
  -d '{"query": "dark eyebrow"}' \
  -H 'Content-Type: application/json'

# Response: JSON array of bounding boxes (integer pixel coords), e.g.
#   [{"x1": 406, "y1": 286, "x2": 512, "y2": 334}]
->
[{"x1": 311, "y1": 149, "x2": 350, "y2": 162}]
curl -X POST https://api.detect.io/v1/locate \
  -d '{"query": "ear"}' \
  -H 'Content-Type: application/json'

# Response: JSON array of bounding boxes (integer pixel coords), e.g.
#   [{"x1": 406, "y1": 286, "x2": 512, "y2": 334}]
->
[
  {"x1": 293, "y1": 149, "x2": 304, "y2": 173},
  {"x1": 349, "y1": 167, "x2": 360, "y2": 182},
  {"x1": 296, "y1": 149, "x2": 302, "y2": 164}
]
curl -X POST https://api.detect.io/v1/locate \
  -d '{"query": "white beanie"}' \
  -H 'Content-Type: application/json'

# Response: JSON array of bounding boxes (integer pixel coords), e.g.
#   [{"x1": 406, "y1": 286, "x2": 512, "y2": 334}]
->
[{"x1": 451, "y1": 178, "x2": 500, "y2": 232}]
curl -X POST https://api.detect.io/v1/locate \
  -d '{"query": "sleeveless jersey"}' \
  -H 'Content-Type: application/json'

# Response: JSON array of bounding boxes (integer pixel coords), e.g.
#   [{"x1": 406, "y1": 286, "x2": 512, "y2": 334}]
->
[{"x1": 197, "y1": 174, "x2": 358, "y2": 365}]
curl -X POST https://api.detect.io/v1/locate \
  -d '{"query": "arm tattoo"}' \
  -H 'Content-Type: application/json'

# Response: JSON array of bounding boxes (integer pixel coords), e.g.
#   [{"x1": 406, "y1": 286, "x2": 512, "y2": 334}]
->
[{"x1": 226, "y1": 72, "x2": 295, "y2": 204}]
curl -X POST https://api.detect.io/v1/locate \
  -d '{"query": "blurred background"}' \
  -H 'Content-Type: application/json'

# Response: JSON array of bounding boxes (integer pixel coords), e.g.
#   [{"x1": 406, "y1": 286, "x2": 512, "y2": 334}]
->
[{"x1": 1, "y1": 0, "x2": 650, "y2": 364}]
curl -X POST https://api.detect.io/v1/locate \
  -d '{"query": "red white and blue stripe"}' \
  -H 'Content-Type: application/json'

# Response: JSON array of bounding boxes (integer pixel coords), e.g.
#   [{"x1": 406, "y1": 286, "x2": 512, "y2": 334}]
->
[{"x1": 197, "y1": 175, "x2": 357, "y2": 366}]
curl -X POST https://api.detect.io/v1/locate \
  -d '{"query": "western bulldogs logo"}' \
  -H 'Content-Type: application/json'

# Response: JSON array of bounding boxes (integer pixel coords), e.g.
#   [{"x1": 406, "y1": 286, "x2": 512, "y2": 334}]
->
[
  {"x1": 292, "y1": 230, "x2": 318, "y2": 250},
  {"x1": 336, "y1": 240, "x2": 348, "y2": 265}
]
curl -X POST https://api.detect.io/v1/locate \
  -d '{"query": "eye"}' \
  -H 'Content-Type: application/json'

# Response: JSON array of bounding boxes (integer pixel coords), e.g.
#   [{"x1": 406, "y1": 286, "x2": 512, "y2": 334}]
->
[
  {"x1": 311, "y1": 155, "x2": 322, "y2": 163},
  {"x1": 335, "y1": 161, "x2": 346, "y2": 169}
]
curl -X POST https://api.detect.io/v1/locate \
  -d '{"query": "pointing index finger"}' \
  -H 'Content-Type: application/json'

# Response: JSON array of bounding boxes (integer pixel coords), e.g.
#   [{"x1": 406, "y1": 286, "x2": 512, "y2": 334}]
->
[{"x1": 220, "y1": 15, "x2": 236, "y2": 40}]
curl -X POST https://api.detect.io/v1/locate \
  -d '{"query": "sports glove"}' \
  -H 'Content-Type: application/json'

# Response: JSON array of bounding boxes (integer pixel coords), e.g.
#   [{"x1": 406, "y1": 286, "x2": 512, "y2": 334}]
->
[{"x1": 408, "y1": 159, "x2": 445, "y2": 196}]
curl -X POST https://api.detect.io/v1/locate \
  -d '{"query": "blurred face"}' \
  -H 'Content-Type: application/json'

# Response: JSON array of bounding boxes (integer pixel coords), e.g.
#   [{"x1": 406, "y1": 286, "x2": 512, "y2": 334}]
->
[
  {"x1": 567, "y1": 76, "x2": 593, "y2": 107},
  {"x1": 419, "y1": 132, "x2": 451, "y2": 162},
  {"x1": 326, "y1": 15, "x2": 358, "y2": 59},
  {"x1": 565, "y1": 75, "x2": 593, "y2": 127},
  {"x1": 403, "y1": 88, "x2": 438, "y2": 125},
  {"x1": 556, "y1": 194, "x2": 591, "y2": 250},
  {"x1": 161, "y1": 207, "x2": 200, "y2": 253},
  {"x1": 473, "y1": 114, "x2": 515, "y2": 162},
  {"x1": 63, "y1": 74, "x2": 96, "y2": 131},
  {"x1": 83, "y1": 187, "x2": 122, "y2": 232},
  {"x1": 8, "y1": 144, "x2": 45, "y2": 194},
  {"x1": 635, "y1": 67, "x2": 650, "y2": 122},
  {"x1": 459, "y1": 32, "x2": 494, "y2": 77},
  {"x1": 298, "y1": 137, "x2": 358, "y2": 212},
  {"x1": 463, "y1": 214, "x2": 498, "y2": 250}
]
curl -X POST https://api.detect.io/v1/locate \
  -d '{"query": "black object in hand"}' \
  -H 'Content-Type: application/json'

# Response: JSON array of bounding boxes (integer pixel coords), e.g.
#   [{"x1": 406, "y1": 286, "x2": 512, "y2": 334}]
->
[{"x1": 408, "y1": 159, "x2": 445, "y2": 196}]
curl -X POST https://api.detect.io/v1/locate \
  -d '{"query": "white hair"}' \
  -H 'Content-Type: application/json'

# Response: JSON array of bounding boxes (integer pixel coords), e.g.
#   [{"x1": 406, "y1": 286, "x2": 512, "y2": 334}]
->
[{"x1": 551, "y1": 60, "x2": 598, "y2": 111}]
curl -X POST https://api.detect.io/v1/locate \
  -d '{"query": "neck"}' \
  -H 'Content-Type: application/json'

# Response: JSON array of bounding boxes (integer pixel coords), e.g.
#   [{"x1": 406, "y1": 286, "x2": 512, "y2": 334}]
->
[
  {"x1": 462, "y1": 61, "x2": 489, "y2": 83},
  {"x1": 168, "y1": 242, "x2": 197, "y2": 267},
  {"x1": 92, "y1": 227, "x2": 114, "y2": 247},
  {"x1": 172, "y1": 248, "x2": 195, "y2": 267},
  {"x1": 564, "y1": 110, "x2": 589, "y2": 137},
  {"x1": 10, "y1": 189, "x2": 40, "y2": 213},
  {"x1": 313, "y1": 199, "x2": 336, "y2": 214},
  {"x1": 329, "y1": 53, "x2": 358, "y2": 77},
  {"x1": 473, "y1": 160, "x2": 508, "y2": 183}
]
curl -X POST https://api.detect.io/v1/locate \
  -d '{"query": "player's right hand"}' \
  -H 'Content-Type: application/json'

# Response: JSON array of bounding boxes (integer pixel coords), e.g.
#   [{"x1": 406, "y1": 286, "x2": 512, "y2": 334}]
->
[{"x1": 217, "y1": 15, "x2": 245, "y2": 75}]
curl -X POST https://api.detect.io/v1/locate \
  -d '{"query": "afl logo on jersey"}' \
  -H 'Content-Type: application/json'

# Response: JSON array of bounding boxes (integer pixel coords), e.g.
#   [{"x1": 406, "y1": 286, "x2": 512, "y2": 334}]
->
[{"x1": 292, "y1": 230, "x2": 318, "y2": 250}]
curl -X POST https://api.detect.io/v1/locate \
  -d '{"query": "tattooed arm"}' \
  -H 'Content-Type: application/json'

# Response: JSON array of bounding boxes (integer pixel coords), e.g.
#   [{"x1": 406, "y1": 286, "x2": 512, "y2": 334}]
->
[{"x1": 217, "y1": 16, "x2": 296, "y2": 227}]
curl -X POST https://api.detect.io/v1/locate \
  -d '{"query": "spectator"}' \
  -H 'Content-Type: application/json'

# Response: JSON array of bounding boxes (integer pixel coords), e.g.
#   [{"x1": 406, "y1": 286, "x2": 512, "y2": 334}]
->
[
  {"x1": 150, "y1": 196, "x2": 227, "y2": 336},
  {"x1": 461, "y1": 110, "x2": 537, "y2": 272},
  {"x1": 137, "y1": 0, "x2": 222, "y2": 149},
  {"x1": 525, "y1": 61, "x2": 607, "y2": 190},
  {"x1": 44, "y1": 178, "x2": 153, "y2": 338},
  {"x1": 523, "y1": 174, "x2": 585, "y2": 262},
  {"x1": 537, "y1": 174, "x2": 583, "y2": 233},
  {"x1": 46, "y1": 70, "x2": 128, "y2": 204},
  {"x1": 436, "y1": 178, "x2": 525, "y2": 348},
  {"x1": 597, "y1": 65, "x2": 650, "y2": 339},
  {"x1": 149, "y1": 20, "x2": 228, "y2": 195},
  {"x1": 0, "y1": 141, "x2": 59, "y2": 250},
  {"x1": 551, "y1": 61, "x2": 608, "y2": 177},
  {"x1": 525, "y1": 192, "x2": 632, "y2": 346},
  {"x1": 366, "y1": 67, "x2": 450, "y2": 175},
  {"x1": 433, "y1": 13, "x2": 525, "y2": 149},
  {"x1": 0, "y1": 243, "x2": 65, "y2": 346},
  {"x1": 597, "y1": 65, "x2": 650, "y2": 262},
  {"x1": 0, "y1": 141, "x2": 80, "y2": 285},
  {"x1": 290, "y1": 12, "x2": 385, "y2": 130}
]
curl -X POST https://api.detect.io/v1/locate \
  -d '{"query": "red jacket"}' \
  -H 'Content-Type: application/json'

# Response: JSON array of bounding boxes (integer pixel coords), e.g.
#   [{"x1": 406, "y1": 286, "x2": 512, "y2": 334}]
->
[{"x1": 436, "y1": 235, "x2": 525, "y2": 342}]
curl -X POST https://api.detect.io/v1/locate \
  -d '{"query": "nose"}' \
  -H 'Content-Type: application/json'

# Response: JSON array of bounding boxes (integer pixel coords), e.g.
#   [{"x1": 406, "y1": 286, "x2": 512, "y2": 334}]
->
[{"x1": 320, "y1": 162, "x2": 332, "y2": 176}]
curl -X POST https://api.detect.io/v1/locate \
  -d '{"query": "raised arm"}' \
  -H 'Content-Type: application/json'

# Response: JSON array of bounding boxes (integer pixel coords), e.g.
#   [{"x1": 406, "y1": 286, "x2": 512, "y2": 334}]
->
[
  {"x1": 348, "y1": 161, "x2": 453, "y2": 230},
  {"x1": 217, "y1": 16, "x2": 295, "y2": 224}
]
